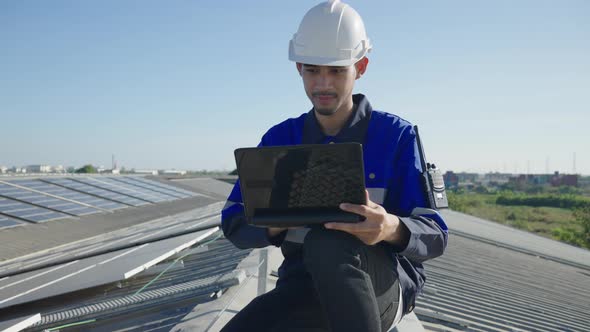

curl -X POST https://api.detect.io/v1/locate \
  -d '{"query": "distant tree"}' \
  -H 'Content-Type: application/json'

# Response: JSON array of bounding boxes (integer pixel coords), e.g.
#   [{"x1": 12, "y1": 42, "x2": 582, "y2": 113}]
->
[
  {"x1": 474, "y1": 185, "x2": 489, "y2": 194},
  {"x1": 574, "y1": 206, "x2": 590, "y2": 248},
  {"x1": 66, "y1": 167, "x2": 76, "y2": 173},
  {"x1": 229, "y1": 169, "x2": 238, "y2": 176},
  {"x1": 75, "y1": 164, "x2": 97, "y2": 174},
  {"x1": 498, "y1": 183, "x2": 511, "y2": 192},
  {"x1": 525, "y1": 185, "x2": 545, "y2": 194},
  {"x1": 556, "y1": 185, "x2": 581, "y2": 195},
  {"x1": 553, "y1": 206, "x2": 590, "y2": 249}
]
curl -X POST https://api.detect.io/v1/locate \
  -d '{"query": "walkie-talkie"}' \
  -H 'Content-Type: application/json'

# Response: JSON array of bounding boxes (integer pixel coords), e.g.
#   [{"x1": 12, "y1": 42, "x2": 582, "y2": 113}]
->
[{"x1": 414, "y1": 126, "x2": 448, "y2": 209}]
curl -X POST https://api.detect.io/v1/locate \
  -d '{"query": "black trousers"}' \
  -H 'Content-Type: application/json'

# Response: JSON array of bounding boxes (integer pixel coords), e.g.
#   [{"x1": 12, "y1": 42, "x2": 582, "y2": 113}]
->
[{"x1": 221, "y1": 228, "x2": 400, "y2": 332}]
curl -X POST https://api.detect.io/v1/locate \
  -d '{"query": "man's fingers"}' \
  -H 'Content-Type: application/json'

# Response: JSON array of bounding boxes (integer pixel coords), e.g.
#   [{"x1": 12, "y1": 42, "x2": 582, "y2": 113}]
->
[
  {"x1": 340, "y1": 202, "x2": 379, "y2": 218},
  {"x1": 365, "y1": 189, "x2": 380, "y2": 209},
  {"x1": 339, "y1": 190, "x2": 380, "y2": 217}
]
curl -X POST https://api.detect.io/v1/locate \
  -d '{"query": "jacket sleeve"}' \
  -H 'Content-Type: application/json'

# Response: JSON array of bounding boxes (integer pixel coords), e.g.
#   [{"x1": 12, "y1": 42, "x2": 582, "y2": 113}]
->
[
  {"x1": 221, "y1": 131, "x2": 287, "y2": 249},
  {"x1": 384, "y1": 126, "x2": 448, "y2": 263}
]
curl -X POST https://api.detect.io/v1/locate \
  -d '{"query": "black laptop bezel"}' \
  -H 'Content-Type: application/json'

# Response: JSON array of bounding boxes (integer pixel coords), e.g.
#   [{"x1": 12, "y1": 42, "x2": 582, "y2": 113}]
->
[{"x1": 234, "y1": 143, "x2": 367, "y2": 227}]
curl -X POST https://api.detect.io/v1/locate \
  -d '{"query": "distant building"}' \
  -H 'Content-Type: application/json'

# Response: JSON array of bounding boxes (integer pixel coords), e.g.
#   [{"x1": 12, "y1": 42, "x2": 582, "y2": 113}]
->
[
  {"x1": 52, "y1": 165, "x2": 65, "y2": 173},
  {"x1": 506, "y1": 172, "x2": 579, "y2": 188},
  {"x1": 0, "y1": 166, "x2": 7, "y2": 174},
  {"x1": 551, "y1": 172, "x2": 578, "y2": 187},
  {"x1": 482, "y1": 172, "x2": 511, "y2": 185},
  {"x1": 443, "y1": 171, "x2": 459, "y2": 189},
  {"x1": 162, "y1": 170, "x2": 187, "y2": 176},
  {"x1": 508, "y1": 174, "x2": 528, "y2": 189},
  {"x1": 528, "y1": 174, "x2": 552, "y2": 186},
  {"x1": 12, "y1": 167, "x2": 26, "y2": 173},
  {"x1": 468, "y1": 172, "x2": 513, "y2": 188},
  {"x1": 456, "y1": 172, "x2": 479, "y2": 183},
  {"x1": 135, "y1": 169, "x2": 158, "y2": 175},
  {"x1": 98, "y1": 165, "x2": 121, "y2": 174},
  {"x1": 27, "y1": 165, "x2": 52, "y2": 173}
]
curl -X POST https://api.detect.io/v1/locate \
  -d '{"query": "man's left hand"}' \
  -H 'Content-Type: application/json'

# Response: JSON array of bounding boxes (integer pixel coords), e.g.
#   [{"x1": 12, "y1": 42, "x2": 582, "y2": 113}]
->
[{"x1": 324, "y1": 190, "x2": 409, "y2": 247}]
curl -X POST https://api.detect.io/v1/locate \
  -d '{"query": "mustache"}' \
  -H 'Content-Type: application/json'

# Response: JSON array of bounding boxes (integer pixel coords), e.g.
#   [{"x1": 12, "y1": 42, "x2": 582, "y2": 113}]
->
[{"x1": 312, "y1": 92, "x2": 337, "y2": 98}]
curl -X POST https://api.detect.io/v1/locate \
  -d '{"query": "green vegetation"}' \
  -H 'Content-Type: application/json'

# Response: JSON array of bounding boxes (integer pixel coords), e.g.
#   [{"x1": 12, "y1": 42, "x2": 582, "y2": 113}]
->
[
  {"x1": 75, "y1": 164, "x2": 98, "y2": 174},
  {"x1": 496, "y1": 193, "x2": 590, "y2": 210},
  {"x1": 448, "y1": 190, "x2": 589, "y2": 249}
]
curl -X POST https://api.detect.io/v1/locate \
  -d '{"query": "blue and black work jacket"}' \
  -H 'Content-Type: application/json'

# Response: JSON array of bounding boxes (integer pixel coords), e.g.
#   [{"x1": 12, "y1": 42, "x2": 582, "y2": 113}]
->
[{"x1": 222, "y1": 94, "x2": 448, "y2": 315}]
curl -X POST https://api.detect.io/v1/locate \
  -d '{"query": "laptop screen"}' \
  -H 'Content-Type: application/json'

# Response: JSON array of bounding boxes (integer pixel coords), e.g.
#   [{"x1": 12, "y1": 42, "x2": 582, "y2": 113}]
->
[{"x1": 234, "y1": 143, "x2": 366, "y2": 219}]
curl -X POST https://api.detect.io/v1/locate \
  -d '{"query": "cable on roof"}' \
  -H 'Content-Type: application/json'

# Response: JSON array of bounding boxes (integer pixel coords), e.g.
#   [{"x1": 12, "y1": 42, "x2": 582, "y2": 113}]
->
[
  {"x1": 133, "y1": 232, "x2": 223, "y2": 296},
  {"x1": 32, "y1": 264, "x2": 245, "y2": 330}
]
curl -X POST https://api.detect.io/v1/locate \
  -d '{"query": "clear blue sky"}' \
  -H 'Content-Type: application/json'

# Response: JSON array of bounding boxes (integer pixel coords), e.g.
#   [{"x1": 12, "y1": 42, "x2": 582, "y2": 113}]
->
[{"x1": 1, "y1": 0, "x2": 589, "y2": 174}]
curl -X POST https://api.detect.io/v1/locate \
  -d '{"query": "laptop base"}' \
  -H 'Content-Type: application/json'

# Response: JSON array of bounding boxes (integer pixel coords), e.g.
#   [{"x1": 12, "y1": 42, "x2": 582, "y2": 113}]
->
[{"x1": 250, "y1": 208, "x2": 365, "y2": 227}]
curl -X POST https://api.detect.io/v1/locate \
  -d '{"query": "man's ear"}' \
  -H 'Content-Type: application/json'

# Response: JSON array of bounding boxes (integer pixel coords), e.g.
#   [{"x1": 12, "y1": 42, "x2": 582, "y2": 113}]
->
[
  {"x1": 355, "y1": 57, "x2": 369, "y2": 79},
  {"x1": 296, "y1": 62, "x2": 303, "y2": 76}
]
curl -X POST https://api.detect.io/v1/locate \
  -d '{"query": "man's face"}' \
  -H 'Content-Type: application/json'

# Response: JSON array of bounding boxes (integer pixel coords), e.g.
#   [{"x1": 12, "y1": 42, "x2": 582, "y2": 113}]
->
[{"x1": 297, "y1": 62, "x2": 361, "y2": 116}]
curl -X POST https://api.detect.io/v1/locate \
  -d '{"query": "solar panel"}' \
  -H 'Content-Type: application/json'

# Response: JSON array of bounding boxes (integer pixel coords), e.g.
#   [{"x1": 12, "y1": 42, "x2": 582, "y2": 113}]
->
[
  {"x1": 0, "y1": 183, "x2": 101, "y2": 217},
  {"x1": 0, "y1": 228, "x2": 218, "y2": 310},
  {"x1": 132, "y1": 177, "x2": 196, "y2": 197},
  {"x1": 0, "y1": 314, "x2": 41, "y2": 332},
  {"x1": 0, "y1": 197, "x2": 70, "y2": 223},
  {"x1": 73, "y1": 177, "x2": 164, "y2": 203},
  {"x1": 10, "y1": 180, "x2": 127, "y2": 211},
  {"x1": 113, "y1": 177, "x2": 188, "y2": 199},
  {"x1": 43, "y1": 178, "x2": 149, "y2": 207},
  {"x1": 0, "y1": 215, "x2": 24, "y2": 229},
  {"x1": 92, "y1": 177, "x2": 175, "y2": 202}
]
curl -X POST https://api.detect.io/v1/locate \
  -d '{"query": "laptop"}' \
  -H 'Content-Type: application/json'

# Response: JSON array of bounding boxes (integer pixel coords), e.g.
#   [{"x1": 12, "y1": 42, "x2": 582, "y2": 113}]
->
[{"x1": 234, "y1": 143, "x2": 367, "y2": 227}]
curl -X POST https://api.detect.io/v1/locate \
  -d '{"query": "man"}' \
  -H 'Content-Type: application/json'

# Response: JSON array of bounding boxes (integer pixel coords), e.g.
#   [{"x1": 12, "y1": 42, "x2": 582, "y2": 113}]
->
[{"x1": 221, "y1": 1, "x2": 448, "y2": 331}]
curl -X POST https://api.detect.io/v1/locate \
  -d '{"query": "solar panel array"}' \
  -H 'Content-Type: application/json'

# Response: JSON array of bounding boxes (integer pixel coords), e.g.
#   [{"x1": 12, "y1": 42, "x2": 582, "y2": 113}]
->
[
  {"x1": 110, "y1": 177, "x2": 187, "y2": 199},
  {"x1": 0, "y1": 197, "x2": 70, "y2": 223},
  {"x1": 0, "y1": 177, "x2": 196, "y2": 229},
  {"x1": 12, "y1": 180, "x2": 127, "y2": 211},
  {"x1": 0, "y1": 183, "x2": 100, "y2": 217},
  {"x1": 42, "y1": 178, "x2": 149, "y2": 207},
  {"x1": 131, "y1": 177, "x2": 196, "y2": 197},
  {"x1": 85, "y1": 177, "x2": 174, "y2": 203}
]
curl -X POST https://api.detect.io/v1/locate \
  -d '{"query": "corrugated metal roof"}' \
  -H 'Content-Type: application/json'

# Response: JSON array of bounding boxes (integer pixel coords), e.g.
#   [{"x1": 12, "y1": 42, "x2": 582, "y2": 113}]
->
[
  {"x1": 417, "y1": 212, "x2": 590, "y2": 332},
  {"x1": 441, "y1": 210, "x2": 590, "y2": 269}
]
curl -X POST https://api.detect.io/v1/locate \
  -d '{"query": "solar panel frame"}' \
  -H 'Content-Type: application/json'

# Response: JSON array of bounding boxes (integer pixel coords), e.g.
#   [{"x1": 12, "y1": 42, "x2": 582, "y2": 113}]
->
[
  {"x1": 0, "y1": 183, "x2": 100, "y2": 217},
  {"x1": 112, "y1": 177, "x2": 187, "y2": 199},
  {"x1": 9, "y1": 180, "x2": 127, "y2": 211},
  {"x1": 0, "y1": 197, "x2": 70, "y2": 223},
  {"x1": 42, "y1": 178, "x2": 149, "y2": 207}
]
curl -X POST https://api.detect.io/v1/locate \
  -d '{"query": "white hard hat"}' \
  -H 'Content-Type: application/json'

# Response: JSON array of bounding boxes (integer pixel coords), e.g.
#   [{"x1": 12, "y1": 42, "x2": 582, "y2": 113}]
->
[{"x1": 289, "y1": 0, "x2": 372, "y2": 66}]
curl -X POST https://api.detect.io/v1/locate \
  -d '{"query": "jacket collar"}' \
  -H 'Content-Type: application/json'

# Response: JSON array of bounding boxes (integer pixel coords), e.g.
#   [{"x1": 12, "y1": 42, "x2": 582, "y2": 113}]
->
[{"x1": 302, "y1": 93, "x2": 373, "y2": 144}]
